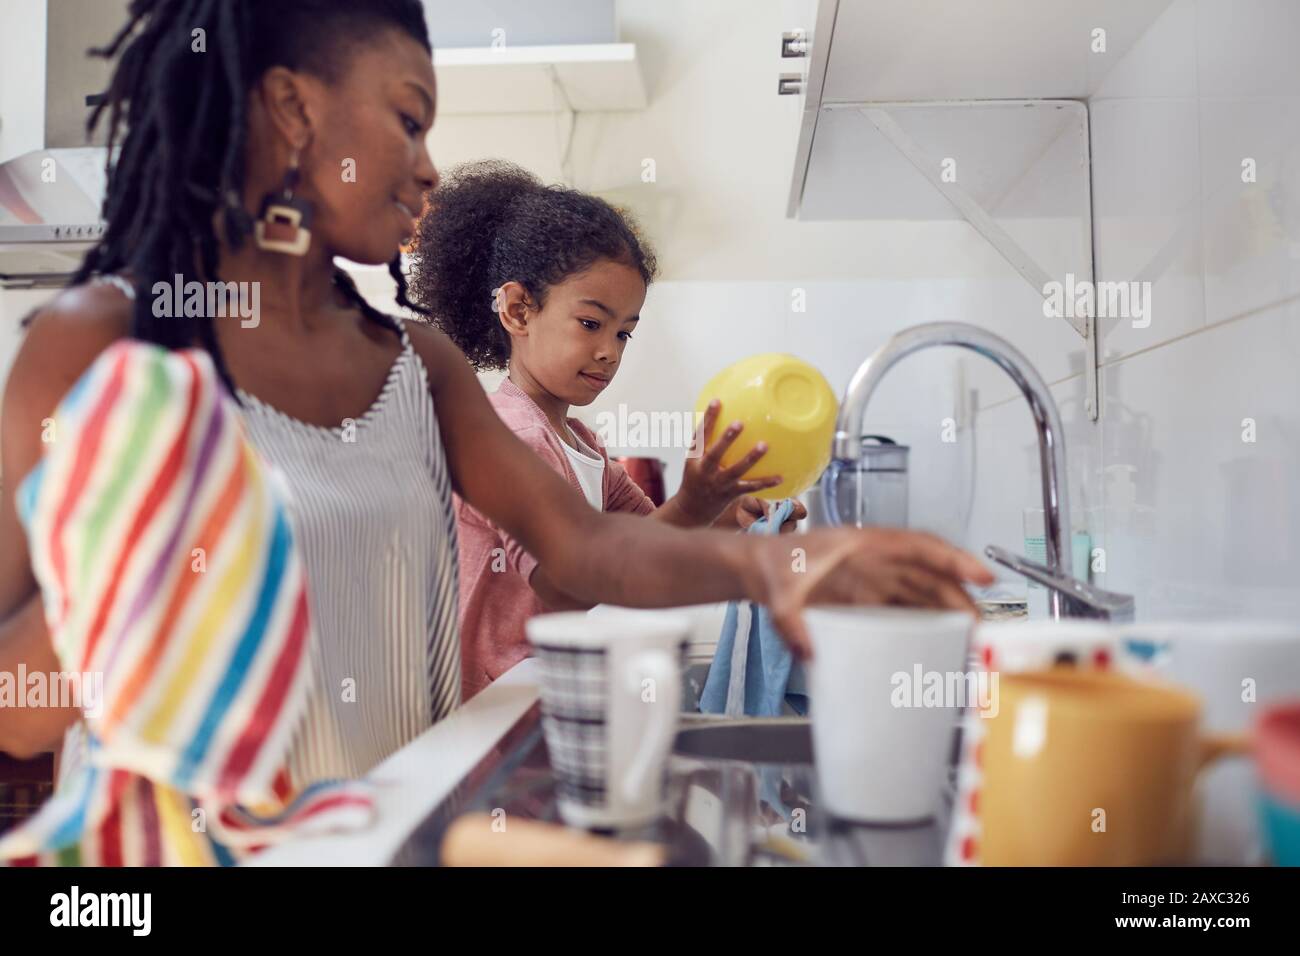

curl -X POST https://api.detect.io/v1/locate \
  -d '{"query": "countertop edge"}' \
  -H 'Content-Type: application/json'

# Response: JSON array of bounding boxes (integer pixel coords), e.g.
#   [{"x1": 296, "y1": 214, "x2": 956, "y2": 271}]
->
[{"x1": 246, "y1": 659, "x2": 542, "y2": 867}]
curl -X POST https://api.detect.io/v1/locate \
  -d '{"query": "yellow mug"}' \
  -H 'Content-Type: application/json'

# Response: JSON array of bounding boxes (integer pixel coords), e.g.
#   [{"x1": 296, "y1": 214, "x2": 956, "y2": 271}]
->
[{"x1": 975, "y1": 668, "x2": 1246, "y2": 866}]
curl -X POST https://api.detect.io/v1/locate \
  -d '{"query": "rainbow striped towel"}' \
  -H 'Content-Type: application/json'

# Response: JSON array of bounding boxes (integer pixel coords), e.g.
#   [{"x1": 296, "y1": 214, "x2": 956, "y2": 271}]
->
[{"x1": 0, "y1": 341, "x2": 374, "y2": 865}]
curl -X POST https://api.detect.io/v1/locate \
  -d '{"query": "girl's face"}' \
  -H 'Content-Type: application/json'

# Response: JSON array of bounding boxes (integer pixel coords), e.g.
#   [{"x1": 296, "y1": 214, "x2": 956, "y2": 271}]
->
[
  {"x1": 264, "y1": 29, "x2": 439, "y2": 265},
  {"x1": 509, "y1": 259, "x2": 647, "y2": 407}
]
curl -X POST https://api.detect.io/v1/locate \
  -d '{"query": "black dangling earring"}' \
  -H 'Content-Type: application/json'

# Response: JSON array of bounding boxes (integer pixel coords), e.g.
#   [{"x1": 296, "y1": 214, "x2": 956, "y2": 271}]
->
[{"x1": 255, "y1": 150, "x2": 315, "y2": 256}]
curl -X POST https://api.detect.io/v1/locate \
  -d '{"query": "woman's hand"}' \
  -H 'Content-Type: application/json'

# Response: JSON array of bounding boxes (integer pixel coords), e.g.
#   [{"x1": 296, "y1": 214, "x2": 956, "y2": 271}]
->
[
  {"x1": 670, "y1": 399, "x2": 784, "y2": 525},
  {"x1": 747, "y1": 527, "x2": 995, "y2": 660}
]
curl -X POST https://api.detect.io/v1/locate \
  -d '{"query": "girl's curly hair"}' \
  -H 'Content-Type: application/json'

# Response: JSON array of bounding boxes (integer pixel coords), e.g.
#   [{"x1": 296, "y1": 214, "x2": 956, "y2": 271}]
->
[{"x1": 407, "y1": 160, "x2": 658, "y2": 371}]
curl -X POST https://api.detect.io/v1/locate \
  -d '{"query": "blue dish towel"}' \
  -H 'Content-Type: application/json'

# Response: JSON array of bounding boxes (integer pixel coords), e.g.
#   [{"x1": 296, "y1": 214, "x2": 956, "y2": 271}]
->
[{"x1": 699, "y1": 498, "x2": 806, "y2": 717}]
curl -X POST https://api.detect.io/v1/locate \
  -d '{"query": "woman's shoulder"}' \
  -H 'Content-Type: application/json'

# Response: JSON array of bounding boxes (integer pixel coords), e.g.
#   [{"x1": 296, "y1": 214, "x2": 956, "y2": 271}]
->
[
  {"x1": 21, "y1": 279, "x2": 134, "y2": 347},
  {"x1": 402, "y1": 319, "x2": 531, "y2": 423},
  {"x1": 35, "y1": 276, "x2": 132, "y2": 316},
  {"x1": 401, "y1": 316, "x2": 458, "y2": 380},
  {"x1": 6, "y1": 281, "x2": 134, "y2": 417}
]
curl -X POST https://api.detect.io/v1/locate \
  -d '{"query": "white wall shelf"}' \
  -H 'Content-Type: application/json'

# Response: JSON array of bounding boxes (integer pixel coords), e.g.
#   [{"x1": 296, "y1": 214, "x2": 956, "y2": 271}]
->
[
  {"x1": 778, "y1": 0, "x2": 1185, "y2": 421},
  {"x1": 432, "y1": 43, "x2": 647, "y2": 115},
  {"x1": 816, "y1": 0, "x2": 1174, "y2": 104}
]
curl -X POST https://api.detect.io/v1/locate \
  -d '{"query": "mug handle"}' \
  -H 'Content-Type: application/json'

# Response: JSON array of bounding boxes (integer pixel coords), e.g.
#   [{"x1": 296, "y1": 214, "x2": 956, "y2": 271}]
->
[
  {"x1": 1198, "y1": 732, "x2": 1251, "y2": 769},
  {"x1": 621, "y1": 649, "x2": 679, "y2": 806}
]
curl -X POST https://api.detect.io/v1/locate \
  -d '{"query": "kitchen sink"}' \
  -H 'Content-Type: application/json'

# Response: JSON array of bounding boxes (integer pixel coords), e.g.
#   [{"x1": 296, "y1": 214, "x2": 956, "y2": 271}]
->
[
  {"x1": 392, "y1": 703, "x2": 954, "y2": 867},
  {"x1": 674, "y1": 717, "x2": 812, "y2": 764},
  {"x1": 680, "y1": 661, "x2": 809, "y2": 717}
]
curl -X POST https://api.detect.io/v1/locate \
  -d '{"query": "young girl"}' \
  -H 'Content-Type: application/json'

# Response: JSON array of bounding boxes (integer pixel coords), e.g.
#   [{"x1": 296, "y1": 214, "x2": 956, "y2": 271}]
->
[
  {"x1": 0, "y1": 1, "x2": 991, "y2": 778},
  {"x1": 410, "y1": 162, "x2": 803, "y2": 698}
]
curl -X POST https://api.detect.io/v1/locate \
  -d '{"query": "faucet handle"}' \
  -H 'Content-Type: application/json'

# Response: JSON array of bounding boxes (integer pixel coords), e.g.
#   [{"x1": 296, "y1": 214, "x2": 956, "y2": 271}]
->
[{"x1": 984, "y1": 545, "x2": 1135, "y2": 623}]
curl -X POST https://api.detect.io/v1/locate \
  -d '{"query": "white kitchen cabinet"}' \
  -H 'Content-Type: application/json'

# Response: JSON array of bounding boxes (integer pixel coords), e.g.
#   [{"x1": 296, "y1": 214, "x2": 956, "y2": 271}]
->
[
  {"x1": 788, "y1": 0, "x2": 1175, "y2": 221},
  {"x1": 777, "y1": 0, "x2": 1181, "y2": 420}
]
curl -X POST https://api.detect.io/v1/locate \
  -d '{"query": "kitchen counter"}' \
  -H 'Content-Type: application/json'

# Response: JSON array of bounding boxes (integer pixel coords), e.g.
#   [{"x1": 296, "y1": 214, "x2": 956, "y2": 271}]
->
[
  {"x1": 250, "y1": 604, "x2": 727, "y2": 866},
  {"x1": 389, "y1": 703, "x2": 951, "y2": 867},
  {"x1": 253, "y1": 645, "x2": 959, "y2": 867},
  {"x1": 248, "y1": 659, "x2": 542, "y2": 867}
]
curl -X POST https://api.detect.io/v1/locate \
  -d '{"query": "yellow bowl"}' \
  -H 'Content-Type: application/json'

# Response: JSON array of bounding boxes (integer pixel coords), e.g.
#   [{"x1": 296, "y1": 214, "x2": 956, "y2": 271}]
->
[{"x1": 695, "y1": 354, "x2": 838, "y2": 501}]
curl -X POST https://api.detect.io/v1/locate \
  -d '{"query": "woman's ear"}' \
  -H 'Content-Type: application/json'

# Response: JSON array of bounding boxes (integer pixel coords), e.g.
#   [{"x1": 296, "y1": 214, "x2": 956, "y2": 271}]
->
[
  {"x1": 255, "y1": 66, "x2": 317, "y2": 156},
  {"x1": 495, "y1": 281, "x2": 534, "y2": 338}
]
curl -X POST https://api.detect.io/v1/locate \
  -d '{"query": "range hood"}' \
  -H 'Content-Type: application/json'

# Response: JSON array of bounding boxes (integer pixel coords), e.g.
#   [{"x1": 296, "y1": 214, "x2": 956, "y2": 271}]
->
[
  {"x1": 0, "y1": 0, "x2": 128, "y2": 289},
  {"x1": 1, "y1": 0, "x2": 647, "y2": 288},
  {"x1": 0, "y1": 148, "x2": 108, "y2": 288}
]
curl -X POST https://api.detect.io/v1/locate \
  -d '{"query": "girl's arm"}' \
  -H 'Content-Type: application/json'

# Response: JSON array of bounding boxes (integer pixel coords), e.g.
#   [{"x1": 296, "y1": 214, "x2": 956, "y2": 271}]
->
[
  {"x1": 0, "y1": 289, "x2": 131, "y2": 757},
  {"x1": 411, "y1": 325, "x2": 992, "y2": 653},
  {"x1": 414, "y1": 325, "x2": 759, "y2": 604}
]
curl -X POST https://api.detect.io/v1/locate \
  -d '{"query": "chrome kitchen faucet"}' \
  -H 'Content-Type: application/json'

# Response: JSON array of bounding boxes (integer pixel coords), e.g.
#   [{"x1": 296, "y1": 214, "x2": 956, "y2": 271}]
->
[{"x1": 826, "y1": 322, "x2": 1134, "y2": 622}]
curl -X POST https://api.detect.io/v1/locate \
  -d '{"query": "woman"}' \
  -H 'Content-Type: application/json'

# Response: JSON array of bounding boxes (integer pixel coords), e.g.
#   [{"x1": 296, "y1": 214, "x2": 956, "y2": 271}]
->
[{"x1": 0, "y1": 0, "x2": 991, "y2": 783}]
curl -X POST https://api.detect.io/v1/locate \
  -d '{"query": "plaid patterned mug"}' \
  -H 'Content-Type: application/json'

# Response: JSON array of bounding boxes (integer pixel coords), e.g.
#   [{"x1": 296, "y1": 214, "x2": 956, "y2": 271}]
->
[{"x1": 526, "y1": 609, "x2": 690, "y2": 830}]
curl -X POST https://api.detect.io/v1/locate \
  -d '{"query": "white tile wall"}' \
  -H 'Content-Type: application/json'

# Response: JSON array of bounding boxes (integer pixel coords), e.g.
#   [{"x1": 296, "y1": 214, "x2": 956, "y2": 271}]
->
[
  {"x1": 1100, "y1": 297, "x2": 1300, "y2": 617},
  {"x1": 1198, "y1": 92, "x2": 1300, "y2": 325},
  {"x1": 1090, "y1": 95, "x2": 1204, "y2": 361},
  {"x1": 1087, "y1": 0, "x2": 1300, "y2": 618}
]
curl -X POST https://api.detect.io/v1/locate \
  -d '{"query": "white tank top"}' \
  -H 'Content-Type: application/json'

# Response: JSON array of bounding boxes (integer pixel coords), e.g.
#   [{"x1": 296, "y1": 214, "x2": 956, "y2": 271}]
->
[
  {"x1": 82, "y1": 276, "x2": 461, "y2": 786},
  {"x1": 560, "y1": 432, "x2": 606, "y2": 511}
]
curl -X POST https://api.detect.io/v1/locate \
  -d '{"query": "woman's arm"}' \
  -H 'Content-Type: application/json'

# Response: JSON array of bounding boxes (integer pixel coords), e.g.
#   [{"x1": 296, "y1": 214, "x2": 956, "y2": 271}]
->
[
  {"x1": 0, "y1": 288, "x2": 130, "y2": 758},
  {"x1": 410, "y1": 324, "x2": 992, "y2": 654}
]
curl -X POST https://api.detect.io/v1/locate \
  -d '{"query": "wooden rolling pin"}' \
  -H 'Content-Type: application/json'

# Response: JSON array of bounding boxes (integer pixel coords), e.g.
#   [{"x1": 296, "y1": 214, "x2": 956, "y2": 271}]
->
[{"x1": 440, "y1": 814, "x2": 668, "y2": 867}]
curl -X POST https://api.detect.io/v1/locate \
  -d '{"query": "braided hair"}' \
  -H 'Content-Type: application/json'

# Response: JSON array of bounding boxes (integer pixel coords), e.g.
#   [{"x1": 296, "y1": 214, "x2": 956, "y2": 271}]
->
[
  {"x1": 407, "y1": 160, "x2": 658, "y2": 372},
  {"x1": 67, "y1": 0, "x2": 433, "y2": 396}
]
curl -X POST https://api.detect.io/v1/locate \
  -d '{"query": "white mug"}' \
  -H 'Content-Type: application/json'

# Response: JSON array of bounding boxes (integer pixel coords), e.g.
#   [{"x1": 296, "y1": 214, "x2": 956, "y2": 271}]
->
[
  {"x1": 1117, "y1": 621, "x2": 1300, "y2": 728},
  {"x1": 974, "y1": 619, "x2": 1118, "y2": 674},
  {"x1": 526, "y1": 609, "x2": 688, "y2": 830},
  {"x1": 1117, "y1": 620, "x2": 1300, "y2": 864},
  {"x1": 806, "y1": 607, "x2": 975, "y2": 823}
]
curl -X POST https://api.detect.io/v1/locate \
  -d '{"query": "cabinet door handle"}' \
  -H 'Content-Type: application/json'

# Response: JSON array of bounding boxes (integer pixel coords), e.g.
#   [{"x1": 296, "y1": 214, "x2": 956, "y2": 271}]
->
[{"x1": 781, "y1": 31, "x2": 809, "y2": 57}]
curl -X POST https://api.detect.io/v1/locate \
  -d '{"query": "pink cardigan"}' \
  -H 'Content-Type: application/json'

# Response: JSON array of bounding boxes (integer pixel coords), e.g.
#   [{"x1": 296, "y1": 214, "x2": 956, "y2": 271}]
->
[{"x1": 455, "y1": 379, "x2": 655, "y2": 699}]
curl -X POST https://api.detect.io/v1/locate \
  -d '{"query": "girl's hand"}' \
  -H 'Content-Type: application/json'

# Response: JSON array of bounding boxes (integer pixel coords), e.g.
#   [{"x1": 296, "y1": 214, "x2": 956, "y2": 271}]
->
[
  {"x1": 747, "y1": 527, "x2": 995, "y2": 659},
  {"x1": 733, "y1": 495, "x2": 807, "y2": 533},
  {"x1": 674, "y1": 399, "x2": 783, "y2": 525}
]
